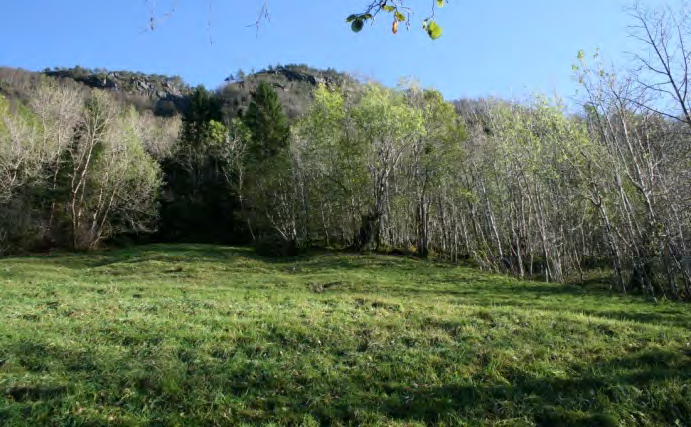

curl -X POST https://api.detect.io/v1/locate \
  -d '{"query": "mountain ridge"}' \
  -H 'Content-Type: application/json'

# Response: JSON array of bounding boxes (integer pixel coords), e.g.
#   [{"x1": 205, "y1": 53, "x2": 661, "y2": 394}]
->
[{"x1": 0, "y1": 64, "x2": 355, "y2": 119}]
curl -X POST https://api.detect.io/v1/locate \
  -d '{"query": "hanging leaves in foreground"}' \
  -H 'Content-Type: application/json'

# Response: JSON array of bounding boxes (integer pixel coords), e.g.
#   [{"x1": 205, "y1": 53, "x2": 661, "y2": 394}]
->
[
  {"x1": 427, "y1": 21, "x2": 442, "y2": 39},
  {"x1": 346, "y1": 2, "x2": 447, "y2": 39},
  {"x1": 347, "y1": 12, "x2": 372, "y2": 33}
]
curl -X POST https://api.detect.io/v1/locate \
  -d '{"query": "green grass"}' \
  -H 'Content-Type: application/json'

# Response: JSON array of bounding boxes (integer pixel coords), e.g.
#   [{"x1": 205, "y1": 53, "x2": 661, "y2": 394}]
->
[{"x1": 1, "y1": 244, "x2": 690, "y2": 426}]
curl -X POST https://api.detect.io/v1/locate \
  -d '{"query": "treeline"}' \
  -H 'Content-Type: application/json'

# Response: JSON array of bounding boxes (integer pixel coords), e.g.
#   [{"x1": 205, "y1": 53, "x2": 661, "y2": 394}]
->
[
  {"x1": 1, "y1": 3, "x2": 690, "y2": 299},
  {"x1": 1, "y1": 73, "x2": 690, "y2": 298},
  {"x1": 243, "y1": 79, "x2": 691, "y2": 299}
]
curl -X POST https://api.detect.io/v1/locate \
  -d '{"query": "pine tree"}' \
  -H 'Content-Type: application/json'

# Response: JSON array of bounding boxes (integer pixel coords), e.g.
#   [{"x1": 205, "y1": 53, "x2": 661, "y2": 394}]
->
[
  {"x1": 159, "y1": 85, "x2": 248, "y2": 244},
  {"x1": 181, "y1": 86, "x2": 222, "y2": 149},
  {"x1": 242, "y1": 81, "x2": 289, "y2": 162}
]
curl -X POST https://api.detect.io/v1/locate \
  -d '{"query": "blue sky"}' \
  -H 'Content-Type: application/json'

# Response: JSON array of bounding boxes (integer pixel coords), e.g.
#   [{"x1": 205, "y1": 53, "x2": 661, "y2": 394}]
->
[{"x1": 0, "y1": 0, "x2": 641, "y2": 100}]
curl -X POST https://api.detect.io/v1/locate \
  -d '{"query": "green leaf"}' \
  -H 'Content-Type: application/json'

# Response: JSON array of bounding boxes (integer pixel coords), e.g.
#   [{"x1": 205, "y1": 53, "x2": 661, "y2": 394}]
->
[
  {"x1": 351, "y1": 19, "x2": 364, "y2": 33},
  {"x1": 346, "y1": 14, "x2": 358, "y2": 22},
  {"x1": 382, "y1": 5, "x2": 395, "y2": 12},
  {"x1": 361, "y1": 13, "x2": 373, "y2": 20},
  {"x1": 395, "y1": 11, "x2": 406, "y2": 21},
  {"x1": 437, "y1": 0, "x2": 445, "y2": 7},
  {"x1": 427, "y1": 21, "x2": 442, "y2": 40}
]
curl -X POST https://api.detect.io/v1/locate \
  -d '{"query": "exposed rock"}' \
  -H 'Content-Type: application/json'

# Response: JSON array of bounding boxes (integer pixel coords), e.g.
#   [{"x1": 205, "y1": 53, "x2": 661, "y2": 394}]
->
[
  {"x1": 31, "y1": 64, "x2": 352, "y2": 120},
  {"x1": 253, "y1": 66, "x2": 338, "y2": 90},
  {"x1": 44, "y1": 68, "x2": 190, "y2": 115},
  {"x1": 218, "y1": 64, "x2": 354, "y2": 120}
]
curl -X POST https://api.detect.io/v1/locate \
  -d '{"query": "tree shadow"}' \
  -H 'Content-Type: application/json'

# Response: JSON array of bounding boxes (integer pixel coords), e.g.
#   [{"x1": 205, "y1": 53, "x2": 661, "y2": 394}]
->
[
  {"x1": 4, "y1": 333, "x2": 690, "y2": 425},
  {"x1": 338, "y1": 347, "x2": 691, "y2": 425},
  {"x1": 21, "y1": 243, "x2": 425, "y2": 271}
]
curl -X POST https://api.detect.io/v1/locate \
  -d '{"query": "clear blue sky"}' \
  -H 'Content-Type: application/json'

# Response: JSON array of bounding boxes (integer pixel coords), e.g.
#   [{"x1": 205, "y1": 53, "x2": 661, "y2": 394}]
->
[{"x1": 0, "y1": 0, "x2": 643, "y2": 100}]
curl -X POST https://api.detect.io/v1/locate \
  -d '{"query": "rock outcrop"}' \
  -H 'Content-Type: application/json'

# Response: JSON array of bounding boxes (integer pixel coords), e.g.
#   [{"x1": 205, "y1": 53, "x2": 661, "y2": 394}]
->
[{"x1": 44, "y1": 69, "x2": 190, "y2": 116}]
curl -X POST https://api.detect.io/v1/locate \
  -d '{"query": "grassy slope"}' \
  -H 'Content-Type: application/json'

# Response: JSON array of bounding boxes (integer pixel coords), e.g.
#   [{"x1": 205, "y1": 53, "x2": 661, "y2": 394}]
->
[{"x1": 0, "y1": 245, "x2": 690, "y2": 426}]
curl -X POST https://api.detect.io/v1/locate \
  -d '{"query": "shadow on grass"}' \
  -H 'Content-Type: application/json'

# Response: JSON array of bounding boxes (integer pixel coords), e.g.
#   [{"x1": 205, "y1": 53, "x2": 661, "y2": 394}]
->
[
  {"x1": 4, "y1": 320, "x2": 691, "y2": 425},
  {"x1": 380, "y1": 280, "x2": 597, "y2": 305},
  {"x1": 319, "y1": 348, "x2": 691, "y2": 425},
  {"x1": 8, "y1": 243, "x2": 426, "y2": 272}
]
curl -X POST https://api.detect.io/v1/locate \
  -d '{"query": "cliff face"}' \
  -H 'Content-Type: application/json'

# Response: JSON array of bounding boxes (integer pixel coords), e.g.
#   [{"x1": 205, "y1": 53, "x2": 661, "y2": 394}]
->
[
  {"x1": 249, "y1": 66, "x2": 343, "y2": 88},
  {"x1": 44, "y1": 69, "x2": 190, "y2": 116}
]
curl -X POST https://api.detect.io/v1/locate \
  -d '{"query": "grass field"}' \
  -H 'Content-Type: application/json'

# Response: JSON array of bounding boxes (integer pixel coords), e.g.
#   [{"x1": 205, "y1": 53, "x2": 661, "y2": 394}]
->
[{"x1": 1, "y1": 244, "x2": 690, "y2": 426}]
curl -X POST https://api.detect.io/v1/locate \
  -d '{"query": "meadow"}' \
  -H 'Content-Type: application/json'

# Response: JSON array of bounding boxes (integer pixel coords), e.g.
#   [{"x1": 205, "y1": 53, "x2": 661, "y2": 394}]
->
[{"x1": 1, "y1": 244, "x2": 690, "y2": 426}]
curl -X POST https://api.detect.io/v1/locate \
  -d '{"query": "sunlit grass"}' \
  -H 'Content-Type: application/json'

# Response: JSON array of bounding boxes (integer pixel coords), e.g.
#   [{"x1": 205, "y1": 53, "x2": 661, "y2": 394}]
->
[{"x1": 1, "y1": 244, "x2": 690, "y2": 425}]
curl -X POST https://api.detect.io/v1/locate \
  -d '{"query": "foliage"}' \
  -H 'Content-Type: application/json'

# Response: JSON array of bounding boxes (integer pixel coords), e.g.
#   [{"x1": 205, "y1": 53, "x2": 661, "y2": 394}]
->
[
  {"x1": 158, "y1": 86, "x2": 249, "y2": 244},
  {"x1": 347, "y1": 1, "x2": 447, "y2": 39},
  {"x1": 265, "y1": 82, "x2": 464, "y2": 255},
  {"x1": 242, "y1": 81, "x2": 289, "y2": 163},
  {"x1": 0, "y1": 83, "x2": 166, "y2": 253},
  {"x1": 144, "y1": 2, "x2": 449, "y2": 40}
]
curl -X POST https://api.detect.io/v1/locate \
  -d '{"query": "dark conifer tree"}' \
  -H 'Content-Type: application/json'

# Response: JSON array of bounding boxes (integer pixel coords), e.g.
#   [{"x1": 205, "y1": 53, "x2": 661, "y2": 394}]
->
[{"x1": 242, "y1": 81, "x2": 289, "y2": 162}]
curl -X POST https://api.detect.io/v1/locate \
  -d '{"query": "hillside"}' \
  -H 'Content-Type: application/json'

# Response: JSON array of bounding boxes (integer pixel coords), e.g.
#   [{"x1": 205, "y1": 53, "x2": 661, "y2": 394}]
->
[
  {"x1": 0, "y1": 66, "x2": 191, "y2": 117},
  {"x1": 1, "y1": 245, "x2": 690, "y2": 425},
  {"x1": 0, "y1": 64, "x2": 354, "y2": 120},
  {"x1": 44, "y1": 68, "x2": 190, "y2": 117},
  {"x1": 218, "y1": 64, "x2": 355, "y2": 119}
]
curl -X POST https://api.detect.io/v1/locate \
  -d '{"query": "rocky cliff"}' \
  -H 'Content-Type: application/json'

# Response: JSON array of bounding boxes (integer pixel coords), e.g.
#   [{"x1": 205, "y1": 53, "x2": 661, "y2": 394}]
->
[
  {"x1": 44, "y1": 68, "x2": 190, "y2": 116},
  {"x1": 0, "y1": 64, "x2": 354, "y2": 120},
  {"x1": 219, "y1": 64, "x2": 354, "y2": 119}
]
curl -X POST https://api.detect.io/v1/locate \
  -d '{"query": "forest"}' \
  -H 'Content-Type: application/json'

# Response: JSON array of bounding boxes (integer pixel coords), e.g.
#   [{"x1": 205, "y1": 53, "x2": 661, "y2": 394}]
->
[{"x1": 1, "y1": 4, "x2": 690, "y2": 302}]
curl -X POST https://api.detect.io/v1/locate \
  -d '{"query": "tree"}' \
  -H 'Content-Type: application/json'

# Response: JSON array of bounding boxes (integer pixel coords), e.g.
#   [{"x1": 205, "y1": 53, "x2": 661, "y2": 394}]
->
[
  {"x1": 403, "y1": 84, "x2": 467, "y2": 257},
  {"x1": 159, "y1": 86, "x2": 249, "y2": 244},
  {"x1": 0, "y1": 94, "x2": 44, "y2": 253},
  {"x1": 351, "y1": 84, "x2": 425, "y2": 250},
  {"x1": 0, "y1": 95, "x2": 41, "y2": 204},
  {"x1": 242, "y1": 81, "x2": 289, "y2": 162},
  {"x1": 574, "y1": 50, "x2": 691, "y2": 298},
  {"x1": 180, "y1": 86, "x2": 222, "y2": 147},
  {"x1": 291, "y1": 84, "x2": 368, "y2": 247},
  {"x1": 55, "y1": 92, "x2": 162, "y2": 250},
  {"x1": 238, "y1": 81, "x2": 294, "y2": 248},
  {"x1": 628, "y1": 1, "x2": 691, "y2": 127}
]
